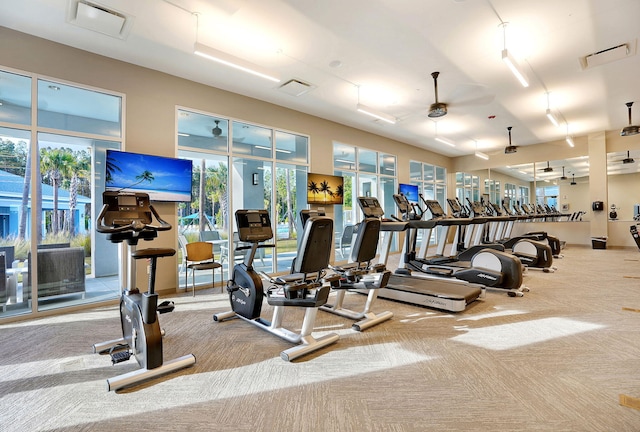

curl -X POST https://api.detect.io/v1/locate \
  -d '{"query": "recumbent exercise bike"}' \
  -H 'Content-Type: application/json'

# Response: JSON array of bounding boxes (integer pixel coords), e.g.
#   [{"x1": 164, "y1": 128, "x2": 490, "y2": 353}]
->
[
  {"x1": 214, "y1": 209, "x2": 339, "y2": 361},
  {"x1": 93, "y1": 191, "x2": 195, "y2": 391}
]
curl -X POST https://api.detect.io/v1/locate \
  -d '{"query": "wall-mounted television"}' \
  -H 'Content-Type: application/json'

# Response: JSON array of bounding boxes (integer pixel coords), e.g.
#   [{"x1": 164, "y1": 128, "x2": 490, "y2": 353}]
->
[
  {"x1": 307, "y1": 172, "x2": 344, "y2": 205},
  {"x1": 105, "y1": 150, "x2": 193, "y2": 202},
  {"x1": 398, "y1": 183, "x2": 419, "y2": 203}
]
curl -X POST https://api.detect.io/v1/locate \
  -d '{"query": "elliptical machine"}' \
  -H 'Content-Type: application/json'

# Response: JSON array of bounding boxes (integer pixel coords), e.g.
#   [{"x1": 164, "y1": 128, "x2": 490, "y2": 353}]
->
[
  {"x1": 394, "y1": 193, "x2": 525, "y2": 294},
  {"x1": 93, "y1": 191, "x2": 196, "y2": 391},
  {"x1": 214, "y1": 209, "x2": 339, "y2": 361}
]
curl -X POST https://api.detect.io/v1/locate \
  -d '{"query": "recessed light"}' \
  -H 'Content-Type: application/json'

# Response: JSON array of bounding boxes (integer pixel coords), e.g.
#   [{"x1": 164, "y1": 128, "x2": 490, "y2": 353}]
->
[{"x1": 329, "y1": 60, "x2": 342, "y2": 68}]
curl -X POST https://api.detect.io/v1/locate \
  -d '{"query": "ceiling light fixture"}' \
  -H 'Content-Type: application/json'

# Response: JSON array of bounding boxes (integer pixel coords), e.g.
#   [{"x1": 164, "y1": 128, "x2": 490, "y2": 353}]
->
[
  {"x1": 356, "y1": 103, "x2": 396, "y2": 124},
  {"x1": 194, "y1": 42, "x2": 281, "y2": 83},
  {"x1": 566, "y1": 135, "x2": 575, "y2": 147},
  {"x1": 435, "y1": 136, "x2": 456, "y2": 147},
  {"x1": 546, "y1": 109, "x2": 559, "y2": 127},
  {"x1": 434, "y1": 121, "x2": 455, "y2": 147},
  {"x1": 501, "y1": 23, "x2": 529, "y2": 88},
  {"x1": 475, "y1": 140, "x2": 489, "y2": 160},
  {"x1": 565, "y1": 123, "x2": 574, "y2": 147},
  {"x1": 475, "y1": 150, "x2": 489, "y2": 160},
  {"x1": 545, "y1": 92, "x2": 559, "y2": 127},
  {"x1": 355, "y1": 86, "x2": 396, "y2": 124}
]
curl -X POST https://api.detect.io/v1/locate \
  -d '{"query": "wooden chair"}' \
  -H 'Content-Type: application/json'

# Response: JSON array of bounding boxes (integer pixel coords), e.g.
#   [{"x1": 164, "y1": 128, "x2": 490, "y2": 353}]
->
[{"x1": 185, "y1": 241, "x2": 223, "y2": 296}]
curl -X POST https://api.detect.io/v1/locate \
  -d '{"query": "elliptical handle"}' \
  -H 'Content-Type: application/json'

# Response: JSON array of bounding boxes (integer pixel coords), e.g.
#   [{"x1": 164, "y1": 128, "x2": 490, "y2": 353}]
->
[
  {"x1": 147, "y1": 204, "x2": 172, "y2": 232},
  {"x1": 95, "y1": 203, "x2": 138, "y2": 233}
]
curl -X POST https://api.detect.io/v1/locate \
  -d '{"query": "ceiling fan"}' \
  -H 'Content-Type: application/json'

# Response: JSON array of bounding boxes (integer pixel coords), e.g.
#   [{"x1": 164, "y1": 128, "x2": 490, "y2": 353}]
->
[
  {"x1": 420, "y1": 71, "x2": 493, "y2": 121},
  {"x1": 504, "y1": 126, "x2": 517, "y2": 154},
  {"x1": 620, "y1": 102, "x2": 640, "y2": 136},
  {"x1": 212, "y1": 120, "x2": 223, "y2": 138},
  {"x1": 538, "y1": 161, "x2": 553, "y2": 173},
  {"x1": 428, "y1": 72, "x2": 447, "y2": 118},
  {"x1": 615, "y1": 150, "x2": 635, "y2": 164},
  {"x1": 560, "y1": 166, "x2": 567, "y2": 180},
  {"x1": 570, "y1": 174, "x2": 577, "y2": 185}
]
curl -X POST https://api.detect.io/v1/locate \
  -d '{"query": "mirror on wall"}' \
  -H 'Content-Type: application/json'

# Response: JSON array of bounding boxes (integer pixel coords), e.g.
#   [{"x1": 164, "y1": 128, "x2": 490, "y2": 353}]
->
[
  {"x1": 492, "y1": 156, "x2": 590, "y2": 218},
  {"x1": 607, "y1": 150, "x2": 640, "y2": 221}
]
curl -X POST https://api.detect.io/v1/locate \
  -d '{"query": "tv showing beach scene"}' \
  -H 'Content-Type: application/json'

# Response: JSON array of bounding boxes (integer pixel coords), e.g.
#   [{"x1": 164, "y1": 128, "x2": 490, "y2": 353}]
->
[
  {"x1": 307, "y1": 172, "x2": 344, "y2": 205},
  {"x1": 105, "y1": 150, "x2": 193, "y2": 202}
]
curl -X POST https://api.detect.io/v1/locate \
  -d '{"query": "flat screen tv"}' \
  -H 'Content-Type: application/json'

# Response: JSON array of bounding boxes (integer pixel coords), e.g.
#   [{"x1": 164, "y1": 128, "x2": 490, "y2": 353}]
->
[
  {"x1": 105, "y1": 150, "x2": 193, "y2": 202},
  {"x1": 307, "y1": 173, "x2": 344, "y2": 205},
  {"x1": 398, "y1": 183, "x2": 419, "y2": 203}
]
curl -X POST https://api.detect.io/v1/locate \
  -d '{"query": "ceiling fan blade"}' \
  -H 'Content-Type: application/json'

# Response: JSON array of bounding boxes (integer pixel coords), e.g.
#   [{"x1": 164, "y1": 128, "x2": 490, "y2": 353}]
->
[{"x1": 448, "y1": 83, "x2": 495, "y2": 107}]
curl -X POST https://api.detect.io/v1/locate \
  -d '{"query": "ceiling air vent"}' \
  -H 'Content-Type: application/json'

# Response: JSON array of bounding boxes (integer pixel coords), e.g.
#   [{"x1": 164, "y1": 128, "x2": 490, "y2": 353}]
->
[
  {"x1": 277, "y1": 79, "x2": 315, "y2": 97},
  {"x1": 579, "y1": 40, "x2": 637, "y2": 70},
  {"x1": 66, "y1": 0, "x2": 134, "y2": 39}
]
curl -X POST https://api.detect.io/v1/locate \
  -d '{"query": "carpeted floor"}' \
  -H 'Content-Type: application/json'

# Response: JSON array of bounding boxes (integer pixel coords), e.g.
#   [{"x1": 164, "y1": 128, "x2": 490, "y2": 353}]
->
[{"x1": 1, "y1": 245, "x2": 639, "y2": 431}]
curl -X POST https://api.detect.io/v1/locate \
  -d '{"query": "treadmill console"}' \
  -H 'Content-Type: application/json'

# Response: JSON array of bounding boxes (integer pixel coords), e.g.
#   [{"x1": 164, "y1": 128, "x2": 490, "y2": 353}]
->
[
  {"x1": 470, "y1": 201, "x2": 485, "y2": 216},
  {"x1": 425, "y1": 200, "x2": 446, "y2": 219},
  {"x1": 447, "y1": 198, "x2": 461, "y2": 213},
  {"x1": 101, "y1": 191, "x2": 152, "y2": 227},
  {"x1": 236, "y1": 210, "x2": 273, "y2": 242},
  {"x1": 358, "y1": 196, "x2": 385, "y2": 219},
  {"x1": 393, "y1": 194, "x2": 411, "y2": 213}
]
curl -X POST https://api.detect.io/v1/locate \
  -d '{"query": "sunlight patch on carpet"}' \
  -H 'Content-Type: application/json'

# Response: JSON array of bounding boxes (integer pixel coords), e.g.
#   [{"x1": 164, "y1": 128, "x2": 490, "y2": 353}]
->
[
  {"x1": 450, "y1": 317, "x2": 605, "y2": 350},
  {"x1": 1, "y1": 342, "x2": 433, "y2": 430}
]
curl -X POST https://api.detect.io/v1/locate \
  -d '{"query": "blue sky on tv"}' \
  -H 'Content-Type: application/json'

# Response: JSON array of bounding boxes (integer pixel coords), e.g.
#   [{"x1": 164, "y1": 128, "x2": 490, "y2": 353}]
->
[{"x1": 106, "y1": 150, "x2": 192, "y2": 193}]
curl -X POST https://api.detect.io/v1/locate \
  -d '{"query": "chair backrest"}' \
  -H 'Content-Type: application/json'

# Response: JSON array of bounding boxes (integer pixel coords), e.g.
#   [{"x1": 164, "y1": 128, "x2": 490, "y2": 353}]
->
[
  {"x1": 186, "y1": 241, "x2": 214, "y2": 262},
  {"x1": 293, "y1": 216, "x2": 333, "y2": 275},
  {"x1": 0, "y1": 252, "x2": 6, "y2": 304},
  {"x1": 349, "y1": 218, "x2": 381, "y2": 263},
  {"x1": 0, "y1": 246, "x2": 15, "y2": 267},
  {"x1": 200, "y1": 230, "x2": 222, "y2": 255},
  {"x1": 199, "y1": 231, "x2": 220, "y2": 242},
  {"x1": 341, "y1": 225, "x2": 355, "y2": 245}
]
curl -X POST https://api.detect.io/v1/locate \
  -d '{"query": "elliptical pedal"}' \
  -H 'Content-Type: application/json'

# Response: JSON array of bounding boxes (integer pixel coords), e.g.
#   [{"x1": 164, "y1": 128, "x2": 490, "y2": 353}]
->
[{"x1": 110, "y1": 348, "x2": 131, "y2": 364}]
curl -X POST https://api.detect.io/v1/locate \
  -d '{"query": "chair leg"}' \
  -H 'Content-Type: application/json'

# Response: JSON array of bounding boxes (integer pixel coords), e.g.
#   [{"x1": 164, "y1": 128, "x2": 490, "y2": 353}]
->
[
  {"x1": 191, "y1": 268, "x2": 195, "y2": 297},
  {"x1": 220, "y1": 267, "x2": 224, "y2": 293}
]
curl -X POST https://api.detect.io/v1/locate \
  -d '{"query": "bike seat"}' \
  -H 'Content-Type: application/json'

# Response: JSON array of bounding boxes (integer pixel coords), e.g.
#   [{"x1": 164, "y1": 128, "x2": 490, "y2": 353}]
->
[{"x1": 132, "y1": 247, "x2": 176, "y2": 260}]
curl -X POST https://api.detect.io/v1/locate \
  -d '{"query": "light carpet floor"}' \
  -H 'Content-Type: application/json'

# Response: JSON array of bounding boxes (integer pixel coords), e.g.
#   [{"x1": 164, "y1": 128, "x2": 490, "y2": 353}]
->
[{"x1": 1, "y1": 245, "x2": 639, "y2": 431}]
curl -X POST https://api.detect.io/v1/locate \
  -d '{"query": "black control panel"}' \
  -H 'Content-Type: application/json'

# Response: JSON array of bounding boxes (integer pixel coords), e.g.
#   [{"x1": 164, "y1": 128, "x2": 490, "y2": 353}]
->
[
  {"x1": 236, "y1": 210, "x2": 273, "y2": 242},
  {"x1": 358, "y1": 196, "x2": 385, "y2": 218},
  {"x1": 102, "y1": 191, "x2": 152, "y2": 226},
  {"x1": 425, "y1": 200, "x2": 446, "y2": 218}
]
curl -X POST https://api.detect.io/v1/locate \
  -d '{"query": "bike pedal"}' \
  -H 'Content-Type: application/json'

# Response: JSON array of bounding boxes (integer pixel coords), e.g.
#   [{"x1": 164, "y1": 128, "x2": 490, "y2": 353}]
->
[
  {"x1": 110, "y1": 350, "x2": 131, "y2": 364},
  {"x1": 157, "y1": 300, "x2": 175, "y2": 314}
]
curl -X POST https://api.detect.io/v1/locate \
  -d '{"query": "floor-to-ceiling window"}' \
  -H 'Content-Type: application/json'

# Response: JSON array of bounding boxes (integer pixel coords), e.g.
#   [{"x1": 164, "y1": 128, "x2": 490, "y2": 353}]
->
[
  {"x1": 333, "y1": 143, "x2": 397, "y2": 260},
  {"x1": 177, "y1": 109, "x2": 309, "y2": 287},
  {"x1": 536, "y1": 184, "x2": 558, "y2": 211},
  {"x1": 456, "y1": 172, "x2": 480, "y2": 210},
  {"x1": 410, "y1": 161, "x2": 447, "y2": 245},
  {"x1": 0, "y1": 68, "x2": 123, "y2": 320},
  {"x1": 484, "y1": 179, "x2": 501, "y2": 208}
]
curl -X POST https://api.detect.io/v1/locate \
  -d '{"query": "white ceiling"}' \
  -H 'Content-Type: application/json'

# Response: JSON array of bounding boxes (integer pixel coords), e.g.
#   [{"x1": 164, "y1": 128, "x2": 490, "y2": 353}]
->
[{"x1": 1, "y1": 0, "x2": 640, "y2": 172}]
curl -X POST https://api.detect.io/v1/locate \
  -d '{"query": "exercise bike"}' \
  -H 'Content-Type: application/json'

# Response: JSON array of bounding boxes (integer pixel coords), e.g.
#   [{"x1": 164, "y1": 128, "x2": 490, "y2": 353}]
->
[
  {"x1": 300, "y1": 210, "x2": 393, "y2": 331},
  {"x1": 214, "y1": 209, "x2": 339, "y2": 361},
  {"x1": 93, "y1": 191, "x2": 196, "y2": 391}
]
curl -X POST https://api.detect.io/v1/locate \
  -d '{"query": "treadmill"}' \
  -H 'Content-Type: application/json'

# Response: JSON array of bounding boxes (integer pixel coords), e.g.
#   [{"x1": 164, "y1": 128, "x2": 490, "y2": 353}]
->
[{"x1": 354, "y1": 196, "x2": 483, "y2": 312}]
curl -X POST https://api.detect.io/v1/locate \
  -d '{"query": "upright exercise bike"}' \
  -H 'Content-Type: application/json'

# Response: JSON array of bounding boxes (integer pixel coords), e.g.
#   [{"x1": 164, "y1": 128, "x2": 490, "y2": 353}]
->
[
  {"x1": 93, "y1": 191, "x2": 196, "y2": 391},
  {"x1": 214, "y1": 209, "x2": 339, "y2": 361}
]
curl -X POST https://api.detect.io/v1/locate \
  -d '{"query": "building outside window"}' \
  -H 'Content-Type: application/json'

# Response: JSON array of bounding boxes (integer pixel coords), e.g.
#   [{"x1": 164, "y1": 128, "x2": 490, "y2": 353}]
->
[{"x1": 0, "y1": 68, "x2": 123, "y2": 320}]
